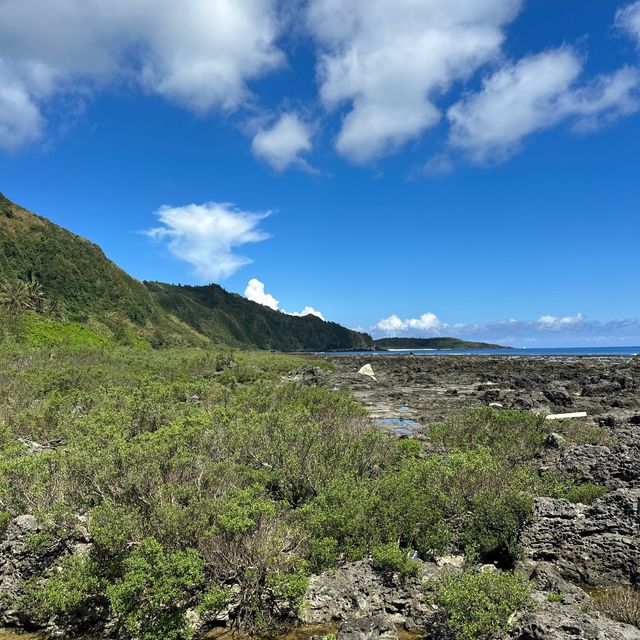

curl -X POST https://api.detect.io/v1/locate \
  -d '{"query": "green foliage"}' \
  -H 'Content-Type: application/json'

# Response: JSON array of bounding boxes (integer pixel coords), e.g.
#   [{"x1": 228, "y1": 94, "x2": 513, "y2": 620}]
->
[
  {"x1": 562, "y1": 483, "x2": 607, "y2": 504},
  {"x1": 547, "y1": 592, "x2": 565, "y2": 603},
  {"x1": 427, "y1": 568, "x2": 531, "y2": 640},
  {"x1": 0, "y1": 510, "x2": 10, "y2": 537},
  {"x1": 23, "y1": 313, "x2": 113, "y2": 347},
  {"x1": 107, "y1": 538, "x2": 204, "y2": 640},
  {"x1": 90, "y1": 501, "x2": 141, "y2": 558},
  {"x1": 23, "y1": 555, "x2": 104, "y2": 622},
  {"x1": 146, "y1": 281, "x2": 373, "y2": 351},
  {"x1": 430, "y1": 407, "x2": 550, "y2": 464},
  {"x1": 265, "y1": 566, "x2": 310, "y2": 617},
  {"x1": 371, "y1": 543, "x2": 419, "y2": 577},
  {"x1": 197, "y1": 585, "x2": 232, "y2": 614},
  {"x1": 0, "y1": 343, "x2": 554, "y2": 635}
]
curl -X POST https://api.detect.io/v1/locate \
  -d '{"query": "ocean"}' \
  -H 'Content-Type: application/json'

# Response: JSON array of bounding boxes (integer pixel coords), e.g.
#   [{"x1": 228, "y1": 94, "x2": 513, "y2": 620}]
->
[{"x1": 326, "y1": 346, "x2": 640, "y2": 356}]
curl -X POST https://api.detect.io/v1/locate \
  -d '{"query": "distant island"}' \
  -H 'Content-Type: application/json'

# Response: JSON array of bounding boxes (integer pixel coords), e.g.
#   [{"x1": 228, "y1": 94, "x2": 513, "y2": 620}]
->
[{"x1": 374, "y1": 337, "x2": 508, "y2": 350}]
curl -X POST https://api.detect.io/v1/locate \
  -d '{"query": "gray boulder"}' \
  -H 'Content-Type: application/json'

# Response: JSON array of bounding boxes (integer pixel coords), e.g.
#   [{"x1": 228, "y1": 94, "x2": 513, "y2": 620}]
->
[
  {"x1": 301, "y1": 560, "x2": 436, "y2": 631},
  {"x1": 520, "y1": 489, "x2": 640, "y2": 587}
]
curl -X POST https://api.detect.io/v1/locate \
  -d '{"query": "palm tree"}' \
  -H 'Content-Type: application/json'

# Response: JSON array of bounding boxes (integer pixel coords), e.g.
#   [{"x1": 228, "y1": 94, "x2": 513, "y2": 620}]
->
[
  {"x1": 26, "y1": 274, "x2": 47, "y2": 312},
  {"x1": 0, "y1": 280, "x2": 31, "y2": 313}
]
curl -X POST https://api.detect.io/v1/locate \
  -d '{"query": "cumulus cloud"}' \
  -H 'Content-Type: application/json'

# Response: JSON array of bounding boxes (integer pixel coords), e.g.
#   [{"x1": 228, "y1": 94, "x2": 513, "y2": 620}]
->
[
  {"x1": 617, "y1": 1, "x2": 640, "y2": 47},
  {"x1": 291, "y1": 306, "x2": 325, "y2": 320},
  {"x1": 252, "y1": 113, "x2": 314, "y2": 171},
  {"x1": 307, "y1": 0, "x2": 522, "y2": 163},
  {"x1": 244, "y1": 277, "x2": 279, "y2": 310},
  {"x1": 146, "y1": 202, "x2": 271, "y2": 280},
  {"x1": 537, "y1": 313, "x2": 585, "y2": 328},
  {"x1": 448, "y1": 47, "x2": 640, "y2": 162},
  {"x1": 243, "y1": 278, "x2": 325, "y2": 319},
  {"x1": 376, "y1": 312, "x2": 443, "y2": 334},
  {"x1": 0, "y1": 0, "x2": 283, "y2": 150}
]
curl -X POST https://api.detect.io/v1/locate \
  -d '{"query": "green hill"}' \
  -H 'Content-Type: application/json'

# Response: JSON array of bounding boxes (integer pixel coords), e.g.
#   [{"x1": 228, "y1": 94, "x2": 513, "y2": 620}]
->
[
  {"x1": 374, "y1": 337, "x2": 507, "y2": 350},
  {"x1": 0, "y1": 192, "x2": 372, "y2": 350}
]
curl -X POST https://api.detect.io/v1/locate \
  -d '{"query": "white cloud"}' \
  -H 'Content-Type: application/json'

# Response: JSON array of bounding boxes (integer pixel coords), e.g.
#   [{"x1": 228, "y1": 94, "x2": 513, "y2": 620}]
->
[
  {"x1": 243, "y1": 278, "x2": 325, "y2": 319},
  {"x1": 616, "y1": 1, "x2": 640, "y2": 48},
  {"x1": 146, "y1": 202, "x2": 271, "y2": 280},
  {"x1": 537, "y1": 313, "x2": 585, "y2": 328},
  {"x1": 291, "y1": 306, "x2": 325, "y2": 320},
  {"x1": 252, "y1": 113, "x2": 313, "y2": 171},
  {"x1": 307, "y1": 0, "x2": 522, "y2": 163},
  {"x1": 370, "y1": 312, "x2": 640, "y2": 346},
  {"x1": 0, "y1": 61, "x2": 44, "y2": 151},
  {"x1": 244, "y1": 277, "x2": 279, "y2": 310},
  {"x1": 448, "y1": 48, "x2": 640, "y2": 162},
  {"x1": 375, "y1": 312, "x2": 443, "y2": 334},
  {"x1": 0, "y1": 0, "x2": 283, "y2": 149}
]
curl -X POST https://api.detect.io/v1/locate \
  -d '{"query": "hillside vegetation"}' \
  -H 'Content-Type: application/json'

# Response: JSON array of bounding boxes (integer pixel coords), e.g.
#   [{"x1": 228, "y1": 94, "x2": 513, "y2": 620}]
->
[
  {"x1": 374, "y1": 337, "x2": 506, "y2": 350},
  {"x1": 0, "y1": 193, "x2": 371, "y2": 351}
]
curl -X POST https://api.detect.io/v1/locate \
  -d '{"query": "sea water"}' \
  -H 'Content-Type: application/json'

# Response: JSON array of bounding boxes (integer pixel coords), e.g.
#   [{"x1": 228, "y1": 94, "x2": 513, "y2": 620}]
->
[{"x1": 326, "y1": 346, "x2": 639, "y2": 356}]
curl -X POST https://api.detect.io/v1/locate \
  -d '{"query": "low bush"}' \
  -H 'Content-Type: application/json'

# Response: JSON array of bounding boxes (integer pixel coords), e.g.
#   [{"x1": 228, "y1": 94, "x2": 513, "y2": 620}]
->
[
  {"x1": 591, "y1": 586, "x2": 640, "y2": 628},
  {"x1": 371, "y1": 542, "x2": 419, "y2": 577},
  {"x1": 563, "y1": 483, "x2": 607, "y2": 504},
  {"x1": 107, "y1": 538, "x2": 205, "y2": 640},
  {"x1": 427, "y1": 567, "x2": 531, "y2": 640},
  {"x1": 20, "y1": 555, "x2": 104, "y2": 622}
]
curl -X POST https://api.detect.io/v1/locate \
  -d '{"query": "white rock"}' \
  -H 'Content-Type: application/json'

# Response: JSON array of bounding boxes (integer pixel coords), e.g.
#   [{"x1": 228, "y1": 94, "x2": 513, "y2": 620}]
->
[{"x1": 358, "y1": 364, "x2": 377, "y2": 380}]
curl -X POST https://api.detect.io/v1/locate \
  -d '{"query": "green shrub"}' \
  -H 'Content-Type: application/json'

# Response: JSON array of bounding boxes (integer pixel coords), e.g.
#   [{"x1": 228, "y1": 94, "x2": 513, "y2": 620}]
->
[
  {"x1": 427, "y1": 568, "x2": 531, "y2": 640},
  {"x1": 21, "y1": 555, "x2": 104, "y2": 622},
  {"x1": 197, "y1": 585, "x2": 232, "y2": 615},
  {"x1": 547, "y1": 592, "x2": 564, "y2": 603},
  {"x1": 563, "y1": 483, "x2": 607, "y2": 504},
  {"x1": 265, "y1": 566, "x2": 310, "y2": 618},
  {"x1": 429, "y1": 407, "x2": 549, "y2": 463},
  {"x1": 371, "y1": 543, "x2": 419, "y2": 577},
  {"x1": 0, "y1": 510, "x2": 10, "y2": 538},
  {"x1": 107, "y1": 538, "x2": 204, "y2": 640}
]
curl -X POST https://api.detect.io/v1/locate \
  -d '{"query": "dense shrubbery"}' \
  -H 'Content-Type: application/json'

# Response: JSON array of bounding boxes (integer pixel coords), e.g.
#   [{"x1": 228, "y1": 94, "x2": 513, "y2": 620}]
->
[
  {"x1": 0, "y1": 345, "x2": 598, "y2": 638},
  {"x1": 427, "y1": 567, "x2": 531, "y2": 640}
]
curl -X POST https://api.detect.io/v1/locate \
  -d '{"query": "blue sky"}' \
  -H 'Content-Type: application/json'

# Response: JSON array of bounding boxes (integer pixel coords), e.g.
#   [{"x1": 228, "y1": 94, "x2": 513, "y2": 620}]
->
[{"x1": 1, "y1": 0, "x2": 639, "y2": 346}]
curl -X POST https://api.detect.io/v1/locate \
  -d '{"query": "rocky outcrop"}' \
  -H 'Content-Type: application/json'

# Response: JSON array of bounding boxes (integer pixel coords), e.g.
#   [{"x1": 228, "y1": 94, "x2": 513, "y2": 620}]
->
[
  {"x1": 301, "y1": 560, "x2": 437, "y2": 631},
  {"x1": 520, "y1": 490, "x2": 640, "y2": 587},
  {"x1": 511, "y1": 563, "x2": 640, "y2": 640},
  {"x1": 0, "y1": 514, "x2": 106, "y2": 636}
]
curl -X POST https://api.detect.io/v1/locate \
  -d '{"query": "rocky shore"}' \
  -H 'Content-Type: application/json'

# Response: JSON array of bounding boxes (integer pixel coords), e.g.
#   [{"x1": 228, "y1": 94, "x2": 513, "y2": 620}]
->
[
  {"x1": 292, "y1": 355, "x2": 640, "y2": 639},
  {"x1": 2, "y1": 354, "x2": 638, "y2": 639}
]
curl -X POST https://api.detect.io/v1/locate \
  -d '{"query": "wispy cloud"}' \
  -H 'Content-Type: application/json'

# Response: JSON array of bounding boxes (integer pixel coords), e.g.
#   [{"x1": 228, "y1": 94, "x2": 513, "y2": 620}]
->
[
  {"x1": 146, "y1": 202, "x2": 271, "y2": 280},
  {"x1": 616, "y1": 1, "x2": 640, "y2": 48},
  {"x1": 244, "y1": 278, "x2": 325, "y2": 319}
]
